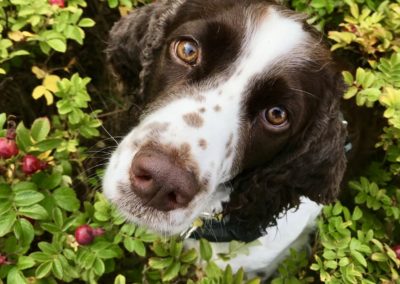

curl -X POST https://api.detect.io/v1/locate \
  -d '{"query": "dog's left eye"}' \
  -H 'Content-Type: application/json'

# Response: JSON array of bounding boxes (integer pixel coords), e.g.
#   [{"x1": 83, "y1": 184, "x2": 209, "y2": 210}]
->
[
  {"x1": 173, "y1": 39, "x2": 200, "y2": 66},
  {"x1": 260, "y1": 106, "x2": 290, "y2": 130}
]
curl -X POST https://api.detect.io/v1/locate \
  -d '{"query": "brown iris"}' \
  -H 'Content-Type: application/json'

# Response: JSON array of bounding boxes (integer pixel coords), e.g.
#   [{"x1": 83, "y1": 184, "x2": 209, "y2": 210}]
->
[
  {"x1": 264, "y1": 107, "x2": 288, "y2": 126},
  {"x1": 174, "y1": 39, "x2": 200, "y2": 65}
]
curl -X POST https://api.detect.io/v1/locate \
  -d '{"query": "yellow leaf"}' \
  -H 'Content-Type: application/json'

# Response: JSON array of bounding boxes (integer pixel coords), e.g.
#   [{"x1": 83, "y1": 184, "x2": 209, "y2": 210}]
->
[
  {"x1": 38, "y1": 151, "x2": 52, "y2": 160},
  {"x1": 43, "y1": 90, "x2": 54, "y2": 105},
  {"x1": 119, "y1": 6, "x2": 131, "y2": 17},
  {"x1": 8, "y1": 31, "x2": 24, "y2": 42},
  {"x1": 0, "y1": 68, "x2": 5, "y2": 75},
  {"x1": 43, "y1": 75, "x2": 60, "y2": 93},
  {"x1": 32, "y1": 86, "x2": 54, "y2": 105},
  {"x1": 21, "y1": 31, "x2": 34, "y2": 37},
  {"x1": 32, "y1": 86, "x2": 47, "y2": 99},
  {"x1": 31, "y1": 66, "x2": 47, "y2": 79}
]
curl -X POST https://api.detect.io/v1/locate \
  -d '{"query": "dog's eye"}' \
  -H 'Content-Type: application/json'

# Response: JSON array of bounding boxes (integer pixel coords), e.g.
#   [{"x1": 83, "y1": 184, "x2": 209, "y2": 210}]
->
[
  {"x1": 261, "y1": 107, "x2": 289, "y2": 128},
  {"x1": 174, "y1": 39, "x2": 200, "y2": 65}
]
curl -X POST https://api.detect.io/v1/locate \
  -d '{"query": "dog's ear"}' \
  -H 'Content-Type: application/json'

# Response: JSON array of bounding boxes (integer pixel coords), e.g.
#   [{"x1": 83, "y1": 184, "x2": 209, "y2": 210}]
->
[
  {"x1": 106, "y1": 1, "x2": 184, "y2": 100},
  {"x1": 226, "y1": 65, "x2": 347, "y2": 232}
]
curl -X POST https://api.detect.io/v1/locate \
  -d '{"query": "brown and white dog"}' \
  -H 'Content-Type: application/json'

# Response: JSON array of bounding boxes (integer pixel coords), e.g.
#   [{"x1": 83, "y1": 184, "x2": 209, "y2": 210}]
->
[{"x1": 103, "y1": 0, "x2": 347, "y2": 277}]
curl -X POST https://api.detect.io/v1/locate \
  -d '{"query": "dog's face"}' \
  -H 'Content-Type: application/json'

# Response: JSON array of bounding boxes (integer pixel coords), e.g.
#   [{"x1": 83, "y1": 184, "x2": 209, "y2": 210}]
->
[{"x1": 103, "y1": 0, "x2": 347, "y2": 235}]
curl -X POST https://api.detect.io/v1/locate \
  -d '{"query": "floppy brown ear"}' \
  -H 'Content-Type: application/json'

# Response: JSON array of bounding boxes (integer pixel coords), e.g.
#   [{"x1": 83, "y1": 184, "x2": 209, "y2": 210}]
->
[
  {"x1": 225, "y1": 66, "x2": 347, "y2": 232},
  {"x1": 106, "y1": 1, "x2": 184, "y2": 100}
]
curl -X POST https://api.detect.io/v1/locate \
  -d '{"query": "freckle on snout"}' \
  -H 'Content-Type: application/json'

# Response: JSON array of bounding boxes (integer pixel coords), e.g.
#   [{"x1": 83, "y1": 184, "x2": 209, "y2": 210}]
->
[
  {"x1": 183, "y1": 112, "x2": 204, "y2": 128},
  {"x1": 214, "y1": 105, "x2": 221, "y2": 112},
  {"x1": 198, "y1": 139, "x2": 207, "y2": 150}
]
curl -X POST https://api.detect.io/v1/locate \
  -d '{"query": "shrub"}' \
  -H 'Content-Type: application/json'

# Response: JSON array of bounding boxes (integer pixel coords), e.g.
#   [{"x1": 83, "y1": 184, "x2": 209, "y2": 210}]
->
[{"x1": 0, "y1": 0, "x2": 399, "y2": 283}]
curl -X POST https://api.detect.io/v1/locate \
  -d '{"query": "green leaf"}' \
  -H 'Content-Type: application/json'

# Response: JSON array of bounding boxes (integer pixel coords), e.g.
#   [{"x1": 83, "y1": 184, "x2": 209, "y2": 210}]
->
[
  {"x1": 30, "y1": 117, "x2": 50, "y2": 142},
  {"x1": 0, "y1": 113, "x2": 6, "y2": 130},
  {"x1": 180, "y1": 249, "x2": 197, "y2": 263},
  {"x1": 35, "y1": 138, "x2": 63, "y2": 152},
  {"x1": 16, "y1": 122, "x2": 32, "y2": 152},
  {"x1": 246, "y1": 278, "x2": 261, "y2": 284},
  {"x1": 114, "y1": 274, "x2": 126, "y2": 284},
  {"x1": 205, "y1": 262, "x2": 222, "y2": 278},
  {"x1": 352, "y1": 206, "x2": 363, "y2": 221},
  {"x1": 30, "y1": 252, "x2": 51, "y2": 262},
  {"x1": 19, "y1": 204, "x2": 49, "y2": 220},
  {"x1": 14, "y1": 190, "x2": 45, "y2": 207},
  {"x1": 12, "y1": 182, "x2": 37, "y2": 192},
  {"x1": 148, "y1": 257, "x2": 173, "y2": 270},
  {"x1": 17, "y1": 256, "x2": 35, "y2": 270},
  {"x1": 14, "y1": 218, "x2": 34, "y2": 247},
  {"x1": 0, "y1": 210, "x2": 16, "y2": 237},
  {"x1": 371, "y1": 252, "x2": 387, "y2": 262},
  {"x1": 93, "y1": 258, "x2": 105, "y2": 276},
  {"x1": 78, "y1": 18, "x2": 95, "y2": 27},
  {"x1": 350, "y1": 250, "x2": 367, "y2": 267},
  {"x1": 52, "y1": 207, "x2": 64, "y2": 228},
  {"x1": 223, "y1": 265, "x2": 233, "y2": 284},
  {"x1": 200, "y1": 238, "x2": 213, "y2": 262},
  {"x1": 162, "y1": 261, "x2": 180, "y2": 282},
  {"x1": 53, "y1": 187, "x2": 80, "y2": 211},
  {"x1": 47, "y1": 39, "x2": 67, "y2": 53},
  {"x1": 234, "y1": 268, "x2": 244, "y2": 284},
  {"x1": 34, "y1": 172, "x2": 62, "y2": 190},
  {"x1": 38, "y1": 242, "x2": 58, "y2": 255},
  {"x1": 52, "y1": 257, "x2": 63, "y2": 279},
  {"x1": 36, "y1": 261, "x2": 53, "y2": 279},
  {"x1": 7, "y1": 267, "x2": 27, "y2": 284},
  {"x1": 108, "y1": 0, "x2": 119, "y2": 8}
]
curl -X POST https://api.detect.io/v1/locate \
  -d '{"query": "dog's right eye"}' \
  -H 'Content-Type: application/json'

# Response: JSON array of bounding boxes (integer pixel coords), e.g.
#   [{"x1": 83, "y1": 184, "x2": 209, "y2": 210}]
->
[{"x1": 173, "y1": 39, "x2": 200, "y2": 66}]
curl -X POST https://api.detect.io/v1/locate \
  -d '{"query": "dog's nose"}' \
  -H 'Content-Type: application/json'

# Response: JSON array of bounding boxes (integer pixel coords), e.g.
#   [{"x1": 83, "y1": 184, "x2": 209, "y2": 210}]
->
[{"x1": 129, "y1": 149, "x2": 199, "y2": 211}]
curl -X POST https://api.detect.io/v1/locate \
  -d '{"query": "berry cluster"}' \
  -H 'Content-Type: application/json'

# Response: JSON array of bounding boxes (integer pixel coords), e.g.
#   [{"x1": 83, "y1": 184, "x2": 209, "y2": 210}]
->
[{"x1": 0, "y1": 128, "x2": 47, "y2": 175}]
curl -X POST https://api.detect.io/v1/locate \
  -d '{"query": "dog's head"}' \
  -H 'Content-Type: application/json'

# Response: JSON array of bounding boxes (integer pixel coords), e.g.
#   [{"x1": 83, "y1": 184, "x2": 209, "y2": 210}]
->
[{"x1": 103, "y1": 0, "x2": 347, "y2": 236}]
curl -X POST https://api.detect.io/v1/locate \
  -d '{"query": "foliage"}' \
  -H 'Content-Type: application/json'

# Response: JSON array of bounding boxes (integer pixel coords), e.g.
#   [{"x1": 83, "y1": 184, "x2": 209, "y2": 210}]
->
[
  {"x1": 271, "y1": 0, "x2": 400, "y2": 283},
  {"x1": 0, "y1": 0, "x2": 399, "y2": 283}
]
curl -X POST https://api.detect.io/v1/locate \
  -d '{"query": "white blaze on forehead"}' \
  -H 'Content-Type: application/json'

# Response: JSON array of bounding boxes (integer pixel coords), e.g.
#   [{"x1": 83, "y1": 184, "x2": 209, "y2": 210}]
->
[{"x1": 226, "y1": 8, "x2": 307, "y2": 92}]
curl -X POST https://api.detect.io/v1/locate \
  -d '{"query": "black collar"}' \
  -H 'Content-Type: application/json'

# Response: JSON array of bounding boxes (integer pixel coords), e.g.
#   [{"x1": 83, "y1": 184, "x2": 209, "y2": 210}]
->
[{"x1": 189, "y1": 218, "x2": 265, "y2": 243}]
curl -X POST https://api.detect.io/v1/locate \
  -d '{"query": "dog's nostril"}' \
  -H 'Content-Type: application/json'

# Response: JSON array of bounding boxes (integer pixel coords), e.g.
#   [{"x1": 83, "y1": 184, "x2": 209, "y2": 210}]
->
[
  {"x1": 132, "y1": 173, "x2": 153, "y2": 188},
  {"x1": 167, "y1": 192, "x2": 177, "y2": 204}
]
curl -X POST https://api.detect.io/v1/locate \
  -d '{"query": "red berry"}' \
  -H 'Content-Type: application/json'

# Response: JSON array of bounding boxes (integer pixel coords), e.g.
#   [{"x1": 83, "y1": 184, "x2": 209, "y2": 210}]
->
[
  {"x1": 392, "y1": 245, "x2": 400, "y2": 260},
  {"x1": 75, "y1": 225, "x2": 94, "y2": 245},
  {"x1": 0, "y1": 254, "x2": 7, "y2": 265},
  {"x1": 22, "y1": 155, "x2": 46, "y2": 175},
  {"x1": 49, "y1": 0, "x2": 65, "y2": 7},
  {"x1": 0, "y1": 138, "x2": 19, "y2": 159}
]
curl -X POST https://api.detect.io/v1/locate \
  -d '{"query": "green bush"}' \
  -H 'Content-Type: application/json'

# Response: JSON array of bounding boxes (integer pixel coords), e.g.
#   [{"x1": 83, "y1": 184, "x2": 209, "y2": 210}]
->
[{"x1": 0, "y1": 0, "x2": 399, "y2": 283}]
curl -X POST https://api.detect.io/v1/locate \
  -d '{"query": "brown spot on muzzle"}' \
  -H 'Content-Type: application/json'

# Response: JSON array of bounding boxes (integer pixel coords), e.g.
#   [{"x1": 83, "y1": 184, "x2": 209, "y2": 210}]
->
[
  {"x1": 183, "y1": 112, "x2": 204, "y2": 128},
  {"x1": 198, "y1": 139, "x2": 207, "y2": 150}
]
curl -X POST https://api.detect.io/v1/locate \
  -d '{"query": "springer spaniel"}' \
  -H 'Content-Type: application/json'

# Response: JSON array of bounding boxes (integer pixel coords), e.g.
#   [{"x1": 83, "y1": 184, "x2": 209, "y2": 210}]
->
[{"x1": 103, "y1": 0, "x2": 348, "y2": 277}]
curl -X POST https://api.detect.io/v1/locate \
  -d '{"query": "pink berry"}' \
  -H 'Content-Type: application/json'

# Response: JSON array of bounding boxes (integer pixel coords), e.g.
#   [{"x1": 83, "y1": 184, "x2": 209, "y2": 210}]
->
[
  {"x1": 0, "y1": 138, "x2": 19, "y2": 159},
  {"x1": 49, "y1": 0, "x2": 65, "y2": 7},
  {"x1": 75, "y1": 225, "x2": 94, "y2": 245},
  {"x1": 392, "y1": 245, "x2": 400, "y2": 260},
  {"x1": 92, "y1": 228, "x2": 105, "y2": 237},
  {"x1": 22, "y1": 155, "x2": 46, "y2": 175}
]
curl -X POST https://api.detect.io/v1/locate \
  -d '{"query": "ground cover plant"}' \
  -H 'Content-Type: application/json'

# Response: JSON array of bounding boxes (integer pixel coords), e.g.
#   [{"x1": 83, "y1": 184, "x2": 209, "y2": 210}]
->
[{"x1": 0, "y1": 0, "x2": 399, "y2": 283}]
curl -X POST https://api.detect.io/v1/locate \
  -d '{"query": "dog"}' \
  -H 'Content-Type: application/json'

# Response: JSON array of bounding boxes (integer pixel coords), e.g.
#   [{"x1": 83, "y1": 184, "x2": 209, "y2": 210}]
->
[{"x1": 103, "y1": 0, "x2": 348, "y2": 277}]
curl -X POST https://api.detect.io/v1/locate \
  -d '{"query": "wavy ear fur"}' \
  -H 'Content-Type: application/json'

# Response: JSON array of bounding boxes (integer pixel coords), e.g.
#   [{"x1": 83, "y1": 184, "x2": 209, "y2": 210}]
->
[
  {"x1": 106, "y1": 0, "x2": 185, "y2": 102},
  {"x1": 226, "y1": 66, "x2": 347, "y2": 232}
]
